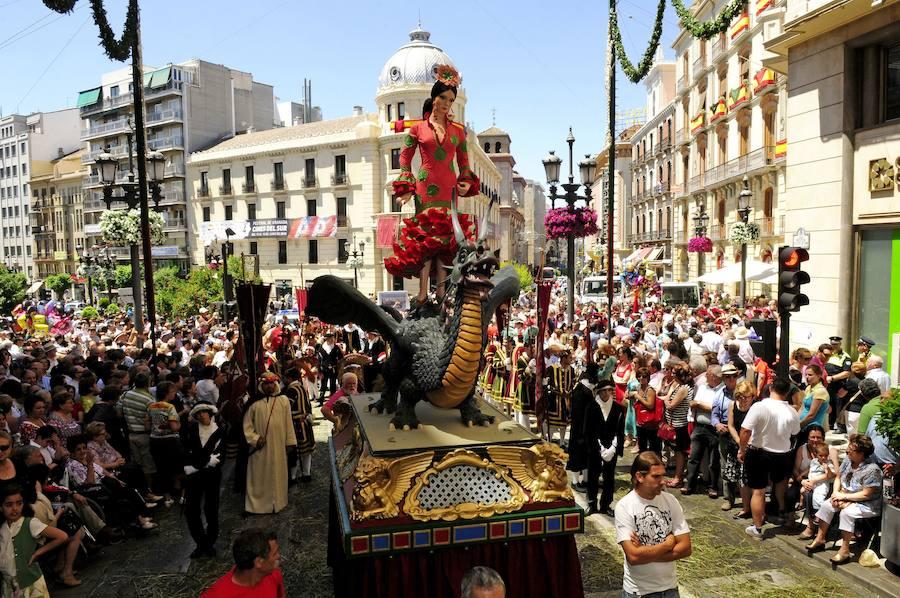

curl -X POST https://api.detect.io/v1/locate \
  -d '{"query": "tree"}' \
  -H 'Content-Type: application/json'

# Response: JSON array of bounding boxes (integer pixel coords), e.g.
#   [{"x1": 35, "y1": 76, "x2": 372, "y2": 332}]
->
[
  {"x1": 44, "y1": 273, "x2": 73, "y2": 298},
  {"x1": 114, "y1": 265, "x2": 137, "y2": 289},
  {"x1": 227, "y1": 254, "x2": 261, "y2": 284},
  {"x1": 0, "y1": 267, "x2": 27, "y2": 313},
  {"x1": 500, "y1": 261, "x2": 534, "y2": 291},
  {"x1": 104, "y1": 303, "x2": 121, "y2": 317},
  {"x1": 80, "y1": 306, "x2": 99, "y2": 321}
]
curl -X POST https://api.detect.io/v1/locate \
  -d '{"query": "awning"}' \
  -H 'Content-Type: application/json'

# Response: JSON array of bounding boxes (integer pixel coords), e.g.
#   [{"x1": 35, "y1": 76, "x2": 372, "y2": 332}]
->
[
  {"x1": 26, "y1": 281, "x2": 43, "y2": 295},
  {"x1": 76, "y1": 87, "x2": 101, "y2": 108},
  {"x1": 622, "y1": 247, "x2": 653, "y2": 264},
  {"x1": 146, "y1": 66, "x2": 171, "y2": 89},
  {"x1": 646, "y1": 247, "x2": 665, "y2": 261},
  {"x1": 693, "y1": 260, "x2": 776, "y2": 284}
]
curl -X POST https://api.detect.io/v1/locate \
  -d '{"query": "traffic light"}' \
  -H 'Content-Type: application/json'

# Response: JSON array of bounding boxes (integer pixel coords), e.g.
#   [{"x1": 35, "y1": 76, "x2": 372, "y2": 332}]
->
[{"x1": 778, "y1": 246, "x2": 809, "y2": 312}]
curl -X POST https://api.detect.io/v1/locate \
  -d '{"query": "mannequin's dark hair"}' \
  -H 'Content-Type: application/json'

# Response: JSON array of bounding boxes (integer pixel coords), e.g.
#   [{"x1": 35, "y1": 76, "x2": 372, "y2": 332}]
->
[{"x1": 422, "y1": 80, "x2": 458, "y2": 117}]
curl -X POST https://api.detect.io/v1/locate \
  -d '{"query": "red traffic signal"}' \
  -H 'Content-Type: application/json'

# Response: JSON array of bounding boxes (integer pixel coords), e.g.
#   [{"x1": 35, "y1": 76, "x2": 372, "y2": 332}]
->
[{"x1": 778, "y1": 246, "x2": 809, "y2": 312}]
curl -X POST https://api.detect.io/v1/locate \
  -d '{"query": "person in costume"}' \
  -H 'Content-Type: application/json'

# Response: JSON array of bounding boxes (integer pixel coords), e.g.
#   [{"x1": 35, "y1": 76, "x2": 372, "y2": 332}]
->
[
  {"x1": 544, "y1": 350, "x2": 576, "y2": 445},
  {"x1": 283, "y1": 366, "x2": 315, "y2": 484},
  {"x1": 242, "y1": 372, "x2": 297, "y2": 514},
  {"x1": 479, "y1": 340, "x2": 499, "y2": 404},
  {"x1": 384, "y1": 65, "x2": 480, "y2": 311},
  {"x1": 489, "y1": 340, "x2": 509, "y2": 409},
  {"x1": 504, "y1": 339, "x2": 527, "y2": 417},
  {"x1": 182, "y1": 403, "x2": 225, "y2": 559},
  {"x1": 514, "y1": 344, "x2": 536, "y2": 429}
]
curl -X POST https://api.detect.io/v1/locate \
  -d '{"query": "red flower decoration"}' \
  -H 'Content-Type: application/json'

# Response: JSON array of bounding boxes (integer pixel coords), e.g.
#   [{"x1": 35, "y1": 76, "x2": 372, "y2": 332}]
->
[{"x1": 545, "y1": 207, "x2": 599, "y2": 240}]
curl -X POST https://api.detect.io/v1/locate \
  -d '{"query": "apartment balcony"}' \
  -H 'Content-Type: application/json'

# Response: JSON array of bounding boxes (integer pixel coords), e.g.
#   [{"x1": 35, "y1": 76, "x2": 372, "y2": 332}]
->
[
  {"x1": 302, "y1": 176, "x2": 318, "y2": 189},
  {"x1": 336, "y1": 215, "x2": 349, "y2": 228},
  {"x1": 164, "y1": 163, "x2": 185, "y2": 177},
  {"x1": 242, "y1": 180, "x2": 256, "y2": 194},
  {"x1": 673, "y1": 228, "x2": 690, "y2": 245},
  {"x1": 705, "y1": 147, "x2": 776, "y2": 189},
  {"x1": 146, "y1": 134, "x2": 183, "y2": 152},
  {"x1": 709, "y1": 224, "x2": 726, "y2": 241},
  {"x1": 219, "y1": 184, "x2": 233, "y2": 197},
  {"x1": 271, "y1": 178, "x2": 287, "y2": 192},
  {"x1": 670, "y1": 182, "x2": 686, "y2": 197},
  {"x1": 711, "y1": 39, "x2": 725, "y2": 63},
  {"x1": 33, "y1": 224, "x2": 54, "y2": 237},
  {"x1": 82, "y1": 171, "x2": 132, "y2": 188},
  {"x1": 146, "y1": 108, "x2": 183, "y2": 126},
  {"x1": 82, "y1": 144, "x2": 129, "y2": 164},
  {"x1": 331, "y1": 173, "x2": 349, "y2": 187},
  {"x1": 197, "y1": 186, "x2": 210, "y2": 199},
  {"x1": 675, "y1": 127, "x2": 688, "y2": 146},
  {"x1": 156, "y1": 189, "x2": 185, "y2": 206},
  {"x1": 692, "y1": 54, "x2": 709, "y2": 81},
  {"x1": 162, "y1": 218, "x2": 187, "y2": 231},
  {"x1": 690, "y1": 173, "x2": 705, "y2": 192},
  {"x1": 79, "y1": 81, "x2": 184, "y2": 117},
  {"x1": 756, "y1": 215, "x2": 785, "y2": 238},
  {"x1": 80, "y1": 118, "x2": 130, "y2": 141},
  {"x1": 676, "y1": 74, "x2": 688, "y2": 95}
]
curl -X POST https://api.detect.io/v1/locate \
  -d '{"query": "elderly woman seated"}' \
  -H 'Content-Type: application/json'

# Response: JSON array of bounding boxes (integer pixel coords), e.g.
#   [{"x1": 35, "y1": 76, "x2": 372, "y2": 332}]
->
[{"x1": 805, "y1": 434, "x2": 883, "y2": 564}]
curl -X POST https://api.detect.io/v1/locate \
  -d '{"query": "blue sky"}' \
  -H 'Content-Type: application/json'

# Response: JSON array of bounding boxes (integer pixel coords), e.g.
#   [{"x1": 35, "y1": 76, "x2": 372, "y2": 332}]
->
[{"x1": 2, "y1": 0, "x2": 682, "y2": 182}]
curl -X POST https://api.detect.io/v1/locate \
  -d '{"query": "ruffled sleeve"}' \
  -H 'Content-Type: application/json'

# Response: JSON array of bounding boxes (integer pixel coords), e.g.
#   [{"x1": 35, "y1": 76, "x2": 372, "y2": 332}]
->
[
  {"x1": 454, "y1": 129, "x2": 480, "y2": 197},
  {"x1": 392, "y1": 126, "x2": 419, "y2": 197}
]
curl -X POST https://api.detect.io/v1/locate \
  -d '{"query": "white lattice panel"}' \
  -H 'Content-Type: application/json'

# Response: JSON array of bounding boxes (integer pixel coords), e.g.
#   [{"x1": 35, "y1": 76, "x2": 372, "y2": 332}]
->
[{"x1": 417, "y1": 465, "x2": 512, "y2": 509}]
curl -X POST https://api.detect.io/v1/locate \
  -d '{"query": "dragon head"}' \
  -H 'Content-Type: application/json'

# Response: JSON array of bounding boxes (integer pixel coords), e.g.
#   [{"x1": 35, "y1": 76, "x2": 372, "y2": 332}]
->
[{"x1": 447, "y1": 195, "x2": 499, "y2": 300}]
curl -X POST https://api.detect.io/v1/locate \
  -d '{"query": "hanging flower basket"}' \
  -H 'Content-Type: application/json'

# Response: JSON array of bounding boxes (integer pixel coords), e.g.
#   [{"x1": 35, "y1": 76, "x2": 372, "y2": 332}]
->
[
  {"x1": 729, "y1": 222, "x2": 760, "y2": 246},
  {"x1": 100, "y1": 209, "x2": 165, "y2": 247},
  {"x1": 545, "y1": 207, "x2": 599, "y2": 240},
  {"x1": 687, "y1": 236, "x2": 713, "y2": 253}
]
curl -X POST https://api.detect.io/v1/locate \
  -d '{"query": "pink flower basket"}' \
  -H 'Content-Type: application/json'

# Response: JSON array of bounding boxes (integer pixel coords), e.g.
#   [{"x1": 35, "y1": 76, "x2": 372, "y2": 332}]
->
[
  {"x1": 688, "y1": 236, "x2": 713, "y2": 253},
  {"x1": 545, "y1": 207, "x2": 599, "y2": 240}
]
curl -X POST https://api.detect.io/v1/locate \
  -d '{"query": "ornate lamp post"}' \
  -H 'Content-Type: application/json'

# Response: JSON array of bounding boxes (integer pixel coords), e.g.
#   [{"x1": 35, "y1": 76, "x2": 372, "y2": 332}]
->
[
  {"x1": 222, "y1": 227, "x2": 236, "y2": 323},
  {"x1": 737, "y1": 175, "x2": 752, "y2": 307},
  {"x1": 692, "y1": 205, "x2": 709, "y2": 276},
  {"x1": 542, "y1": 129, "x2": 597, "y2": 326},
  {"x1": 76, "y1": 244, "x2": 117, "y2": 306},
  {"x1": 348, "y1": 238, "x2": 365, "y2": 289}
]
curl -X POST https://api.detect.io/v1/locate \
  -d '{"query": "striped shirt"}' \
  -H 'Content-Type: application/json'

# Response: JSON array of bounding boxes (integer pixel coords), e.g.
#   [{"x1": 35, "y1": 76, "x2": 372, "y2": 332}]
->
[
  {"x1": 665, "y1": 385, "x2": 692, "y2": 428},
  {"x1": 120, "y1": 387, "x2": 153, "y2": 434}
]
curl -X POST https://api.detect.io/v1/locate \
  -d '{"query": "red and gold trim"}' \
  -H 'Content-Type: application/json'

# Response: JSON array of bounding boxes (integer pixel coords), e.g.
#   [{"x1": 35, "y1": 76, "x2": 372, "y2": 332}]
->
[
  {"x1": 756, "y1": 0, "x2": 772, "y2": 15},
  {"x1": 690, "y1": 112, "x2": 705, "y2": 133},
  {"x1": 775, "y1": 139, "x2": 787, "y2": 158},
  {"x1": 731, "y1": 11, "x2": 750, "y2": 39}
]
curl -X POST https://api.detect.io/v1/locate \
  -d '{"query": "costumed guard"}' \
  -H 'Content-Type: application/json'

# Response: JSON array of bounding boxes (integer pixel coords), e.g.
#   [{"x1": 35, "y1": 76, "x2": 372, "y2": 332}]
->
[
  {"x1": 479, "y1": 340, "x2": 500, "y2": 405},
  {"x1": 544, "y1": 350, "x2": 576, "y2": 445},
  {"x1": 383, "y1": 64, "x2": 480, "y2": 313},
  {"x1": 284, "y1": 366, "x2": 315, "y2": 483},
  {"x1": 584, "y1": 379, "x2": 625, "y2": 516},
  {"x1": 566, "y1": 362, "x2": 600, "y2": 493},
  {"x1": 362, "y1": 330, "x2": 386, "y2": 393},
  {"x1": 490, "y1": 340, "x2": 509, "y2": 409},
  {"x1": 242, "y1": 372, "x2": 297, "y2": 514},
  {"x1": 317, "y1": 331, "x2": 343, "y2": 406},
  {"x1": 514, "y1": 344, "x2": 536, "y2": 429},
  {"x1": 182, "y1": 403, "x2": 225, "y2": 558},
  {"x1": 505, "y1": 339, "x2": 526, "y2": 419}
]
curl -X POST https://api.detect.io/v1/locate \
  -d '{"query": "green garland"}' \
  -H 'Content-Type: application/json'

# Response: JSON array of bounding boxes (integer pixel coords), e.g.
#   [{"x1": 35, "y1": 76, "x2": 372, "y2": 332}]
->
[
  {"x1": 609, "y1": 0, "x2": 666, "y2": 84},
  {"x1": 43, "y1": 0, "x2": 138, "y2": 62},
  {"x1": 671, "y1": 0, "x2": 748, "y2": 40}
]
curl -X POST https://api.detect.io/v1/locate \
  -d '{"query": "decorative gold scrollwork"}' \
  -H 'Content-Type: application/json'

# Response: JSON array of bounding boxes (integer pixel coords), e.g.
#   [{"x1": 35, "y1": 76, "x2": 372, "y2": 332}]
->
[
  {"x1": 350, "y1": 451, "x2": 434, "y2": 521},
  {"x1": 488, "y1": 443, "x2": 574, "y2": 503},
  {"x1": 403, "y1": 449, "x2": 527, "y2": 522}
]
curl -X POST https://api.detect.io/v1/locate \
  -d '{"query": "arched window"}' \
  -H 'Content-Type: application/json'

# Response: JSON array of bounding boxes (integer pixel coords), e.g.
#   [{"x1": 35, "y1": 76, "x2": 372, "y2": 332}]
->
[
  {"x1": 484, "y1": 142, "x2": 490, "y2": 152},
  {"x1": 495, "y1": 142, "x2": 502, "y2": 153},
  {"x1": 666, "y1": 206, "x2": 671, "y2": 232}
]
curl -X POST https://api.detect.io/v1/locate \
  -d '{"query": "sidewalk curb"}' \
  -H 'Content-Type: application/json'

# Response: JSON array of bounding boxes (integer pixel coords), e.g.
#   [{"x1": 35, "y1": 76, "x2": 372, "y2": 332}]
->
[{"x1": 772, "y1": 532, "x2": 897, "y2": 598}]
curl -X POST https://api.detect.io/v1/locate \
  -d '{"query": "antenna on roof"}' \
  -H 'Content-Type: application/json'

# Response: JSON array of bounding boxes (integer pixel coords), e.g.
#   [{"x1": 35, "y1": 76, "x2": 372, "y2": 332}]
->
[
  {"x1": 491, "y1": 108, "x2": 496, "y2": 126},
  {"x1": 417, "y1": 10, "x2": 421, "y2": 28}
]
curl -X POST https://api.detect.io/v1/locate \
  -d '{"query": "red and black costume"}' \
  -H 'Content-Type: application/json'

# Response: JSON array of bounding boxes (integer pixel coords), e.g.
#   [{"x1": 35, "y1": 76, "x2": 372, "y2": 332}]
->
[{"x1": 384, "y1": 116, "x2": 481, "y2": 278}]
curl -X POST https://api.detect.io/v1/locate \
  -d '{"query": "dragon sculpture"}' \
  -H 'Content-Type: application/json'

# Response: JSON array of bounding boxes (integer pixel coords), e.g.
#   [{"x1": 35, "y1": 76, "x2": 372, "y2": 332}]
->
[{"x1": 307, "y1": 199, "x2": 520, "y2": 430}]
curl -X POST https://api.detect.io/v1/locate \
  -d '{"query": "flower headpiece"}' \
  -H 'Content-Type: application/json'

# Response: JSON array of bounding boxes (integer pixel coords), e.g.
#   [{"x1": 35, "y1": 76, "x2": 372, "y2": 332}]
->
[
  {"x1": 260, "y1": 371, "x2": 280, "y2": 383},
  {"x1": 435, "y1": 64, "x2": 461, "y2": 87}
]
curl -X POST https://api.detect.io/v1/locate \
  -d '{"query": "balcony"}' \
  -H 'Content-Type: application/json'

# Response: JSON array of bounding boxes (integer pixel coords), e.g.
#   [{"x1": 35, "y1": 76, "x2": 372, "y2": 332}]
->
[
  {"x1": 271, "y1": 178, "x2": 286, "y2": 192},
  {"x1": 164, "y1": 163, "x2": 185, "y2": 177},
  {"x1": 219, "y1": 184, "x2": 233, "y2": 197},
  {"x1": 156, "y1": 188, "x2": 185, "y2": 206},
  {"x1": 80, "y1": 118, "x2": 130, "y2": 141},
  {"x1": 675, "y1": 127, "x2": 687, "y2": 146},
  {"x1": 163, "y1": 218, "x2": 187, "y2": 231},
  {"x1": 756, "y1": 215, "x2": 784, "y2": 238},
  {"x1": 673, "y1": 228, "x2": 689, "y2": 245},
  {"x1": 242, "y1": 180, "x2": 256, "y2": 194},
  {"x1": 709, "y1": 224, "x2": 725, "y2": 241},
  {"x1": 146, "y1": 108, "x2": 183, "y2": 126},
  {"x1": 705, "y1": 147, "x2": 776, "y2": 189},
  {"x1": 197, "y1": 186, "x2": 210, "y2": 198},
  {"x1": 676, "y1": 75, "x2": 688, "y2": 94},
  {"x1": 302, "y1": 175, "x2": 318, "y2": 189},
  {"x1": 79, "y1": 81, "x2": 184, "y2": 117},
  {"x1": 711, "y1": 38, "x2": 724, "y2": 62},
  {"x1": 336, "y1": 215, "x2": 349, "y2": 228},
  {"x1": 670, "y1": 182, "x2": 685, "y2": 197},
  {"x1": 690, "y1": 173, "x2": 705, "y2": 191},
  {"x1": 692, "y1": 54, "x2": 708, "y2": 81},
  {"x1": 82, "y1": 144, "x2": 129, "y2": 164},
  {"x1": 146, "y1": 134, "x2": 183, "y2": 152},
  {"x1": 331, "y1": 173, "x2": 349, "y2": 187}
]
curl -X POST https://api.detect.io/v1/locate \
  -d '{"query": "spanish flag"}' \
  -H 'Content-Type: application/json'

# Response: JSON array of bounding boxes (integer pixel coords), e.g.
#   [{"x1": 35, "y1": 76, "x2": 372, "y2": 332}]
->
[
  {"x1": 690, "y1": 112, "x2": 705, "y2": 133},
  {"x1": 710, "y1": 98, "x2": 727, "y2": 122},
  {"x1": 727, "y1": 84, "x2": 750, "y2": 110},
  {"x1": 391, "y1": 119, "x2": 423, "y2": 133},
  {"x1": 753, "y1": 68, "x2": 776, "y2": 94},
  {"x1": 756, "y1": 0, "x2": 772, "y2": 15},
  {"x1": 775, "y1": 139, "x2": 787, "y2": 158},
  {"x1": 731, "y1": 11, "x2": 750, "y2": 39}
]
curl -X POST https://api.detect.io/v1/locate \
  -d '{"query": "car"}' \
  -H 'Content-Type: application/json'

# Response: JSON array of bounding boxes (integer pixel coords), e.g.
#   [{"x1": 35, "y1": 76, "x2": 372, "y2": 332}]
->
[
  {"x1": 64, "y1": 301, "x2": 86, "y2": 313},
  {"x1": 275, "y1": 309, "x2": 301, "y2": 323}
]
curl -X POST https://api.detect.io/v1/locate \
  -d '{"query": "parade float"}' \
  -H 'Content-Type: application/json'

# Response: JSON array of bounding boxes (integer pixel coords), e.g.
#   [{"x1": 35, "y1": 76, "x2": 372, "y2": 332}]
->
[{"x1": 308, "y1": 202, "x2": 584, "y2": 598}]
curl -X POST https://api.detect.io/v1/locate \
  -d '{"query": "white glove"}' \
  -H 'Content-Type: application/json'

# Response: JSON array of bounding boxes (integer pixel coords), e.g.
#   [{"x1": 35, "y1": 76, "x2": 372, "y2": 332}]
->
[
  {"x1": 609, "y1": 437, "x2": 618, "y2": 451},
  {"x1": 601, "y1": 446, "x2": 616, "y2": 462},
  {"x1": 206, "y1": 454, "x2": 221, "y2": 468},
  {"x1": 183, "y1": 465, "x2": 199, "y2": 475}
]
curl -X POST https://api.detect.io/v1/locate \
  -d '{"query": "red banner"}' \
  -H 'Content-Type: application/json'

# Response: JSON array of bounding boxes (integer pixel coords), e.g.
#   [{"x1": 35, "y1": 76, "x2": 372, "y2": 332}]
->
[
  {"x1": 295, "y1": 288, "x2": 308, "y2": 315},
  {"x1": 533, "y1": 280, "x2": 553, "y2": 428}
]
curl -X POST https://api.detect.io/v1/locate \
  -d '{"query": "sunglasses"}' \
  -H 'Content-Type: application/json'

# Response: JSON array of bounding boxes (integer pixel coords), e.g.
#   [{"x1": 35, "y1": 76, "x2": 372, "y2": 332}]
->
[{"x1": 0, "y1": 445, "x2": 10, "y2": 451}]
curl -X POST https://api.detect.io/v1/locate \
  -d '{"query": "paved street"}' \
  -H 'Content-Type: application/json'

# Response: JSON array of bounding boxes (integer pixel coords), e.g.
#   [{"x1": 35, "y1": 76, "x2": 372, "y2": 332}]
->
[{"x1": 48, "y1": 408, "x2": 896, "y2": 598}]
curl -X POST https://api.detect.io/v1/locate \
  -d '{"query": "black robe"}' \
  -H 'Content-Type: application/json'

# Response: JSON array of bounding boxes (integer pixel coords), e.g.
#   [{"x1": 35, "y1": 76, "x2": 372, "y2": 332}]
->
[{"x1": 565, "y1": 381, "x2": 595, "y2": 472}]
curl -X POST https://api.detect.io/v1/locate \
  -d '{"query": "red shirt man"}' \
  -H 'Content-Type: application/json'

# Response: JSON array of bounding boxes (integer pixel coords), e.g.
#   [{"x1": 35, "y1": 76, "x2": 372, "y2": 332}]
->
[{"x1": 202, "y1": 529, "x2": 285, "y2": 598}]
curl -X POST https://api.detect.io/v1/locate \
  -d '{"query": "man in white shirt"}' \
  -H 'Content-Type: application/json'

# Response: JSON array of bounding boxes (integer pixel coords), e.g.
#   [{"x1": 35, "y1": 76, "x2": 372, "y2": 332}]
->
[
  {"x1": 699, "y1": 323, "x2": 724, "y2": 354},
  {"x1": 738, "y1": 377, "x2": 800, "y2": 539},
  {"x1": 615, "y1": 452, "x2": 692, "y2": 598},
  {"x1": 865, "y1": 355, "x2": 891, "y2": 394},
  {"x1": 683, "y1": 365, "x2": 723, "y2": 497}
]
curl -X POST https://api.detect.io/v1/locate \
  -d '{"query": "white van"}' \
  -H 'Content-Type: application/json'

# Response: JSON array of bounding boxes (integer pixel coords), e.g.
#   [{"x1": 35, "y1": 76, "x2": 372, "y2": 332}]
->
[
  {"x1": 657, "y1": 282, "x2": 701, "y2": 307},
  {"x1": 580, "y1": 276, "x2": 622, "y2": 304}
]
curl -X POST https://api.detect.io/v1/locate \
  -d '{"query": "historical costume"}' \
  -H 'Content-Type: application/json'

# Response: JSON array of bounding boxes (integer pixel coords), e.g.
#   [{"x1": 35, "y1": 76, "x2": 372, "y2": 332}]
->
[
  {"x1": 505, "y1": 342, "x2": 527, "y2": 411},
  {"x1": 544, "y1": 353, "x2": 576, "y2": 442},
  {"x1": 242, "y1": 372, "x2": 297, "y2": 514},
  {"x1": 384, "y1": 65, "x2": 480, "y2": 287},
  {"x1": 316, "y1": 332, "x2": 343, "y2": 405},
  {"x1": 566, "y1": 362, "x2": 601, "y2": 486},
  {"x1": 479, "y1": 341, "x2": 499, "y2": 403},
  {"x1": 284, "y1": 371, "x2": 315, "y2": 483},
  {"x1": 182, "y1": 403, "x2": 225, "y2": 557},
  {"x1": 489, "y1": 343, "x2": 509, "y2": 407},
  {"x1": 583, "y1": 380, "x2": 625, "y2": 515},
  {"x1": 514, "y1": 351, "x2": 537, "y2": 428}
]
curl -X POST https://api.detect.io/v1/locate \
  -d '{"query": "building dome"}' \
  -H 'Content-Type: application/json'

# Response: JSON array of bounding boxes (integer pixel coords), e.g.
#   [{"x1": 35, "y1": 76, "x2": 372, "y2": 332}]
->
[{"x1": 378, "y1": 26, "x2": 457, "y2": 90}]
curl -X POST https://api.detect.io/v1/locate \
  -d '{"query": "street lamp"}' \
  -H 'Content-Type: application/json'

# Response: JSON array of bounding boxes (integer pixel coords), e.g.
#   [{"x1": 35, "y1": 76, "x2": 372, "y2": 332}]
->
[
  {"x1": 222, "y1": 227, "x2": 235, "y2": 323},
  {"x1": 693, "y1": 204, "x2": 710, "y2": 276},
  {"x1": 349, "y1": 238, "x2": 365, "y2": 289},
  {"x1": 77, "y1": 243, "x2": 117, "y2": 306},
  {"x1": 542, "y1": 128, "x2": 597, "y2": 326},
  {"x1": 737, "y1": 175, "x2": 752, "y2": 308}
]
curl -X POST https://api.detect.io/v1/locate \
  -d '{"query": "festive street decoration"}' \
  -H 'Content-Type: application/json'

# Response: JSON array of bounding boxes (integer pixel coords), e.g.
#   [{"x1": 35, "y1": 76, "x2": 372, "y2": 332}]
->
[
  {"x1": 608, "y1": 0, "x2": 667, "y2": 83},
  {"x1": 690, "y1": 111, "x2": 706, "y2": 133},
  {"x1": 688, "y1": 236, "x2": 713, "y2": 253},
  {"x1": 620, "y1": 260, "x2": 661, "y2": 313},
  {"x1": 99, "y1": 209, "x2": 165, "y2": 246},
  {"x1": 752, "y1": 68, "x2": 776, "y2": 94},
  {"x1": 544, "y1": 207, "x2": 599, "y2": 241},
  {"x1": 729, "y1": 221, "x2": 761, "y2": 246},
  {"x1": 730, "y1": 10, "x2": 750, "y2": 39},
  {"x1": 727, "y1": 82, "x2": 750, "y2": 111},
  {"x1": 671, "y1": 0, "x2": 749, "y2": 40},
  {"x1": 43, "y1": 0, "x2": 138, "y2": 61},
  {"x1": 710, "y1": 98, "x2": 728, "y2": 122}
]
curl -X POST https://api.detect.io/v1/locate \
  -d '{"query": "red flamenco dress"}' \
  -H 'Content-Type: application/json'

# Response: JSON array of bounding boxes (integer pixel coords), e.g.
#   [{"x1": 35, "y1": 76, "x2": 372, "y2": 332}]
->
[{"x1": 384, "y1": 115, "x2": 481, "y2": 278}]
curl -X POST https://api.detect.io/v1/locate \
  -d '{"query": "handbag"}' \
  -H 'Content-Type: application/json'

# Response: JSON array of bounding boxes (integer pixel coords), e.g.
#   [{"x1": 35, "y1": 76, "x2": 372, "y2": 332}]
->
[
  {"x1": 55, "y1": 507, "x2": 84, "y2": 537},
  {"x1": 657, "y1": 422, "x2": 676, "y2": 441}
]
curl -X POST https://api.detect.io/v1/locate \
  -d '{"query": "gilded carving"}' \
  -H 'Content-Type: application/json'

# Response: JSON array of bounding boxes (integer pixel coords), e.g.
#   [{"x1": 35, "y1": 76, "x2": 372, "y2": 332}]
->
[
  {"x1": 488, "y1": 443, "x2": 574, "y2": 503},
  {"x1": 403, "y1": 449, "x2": 527, "y2": 521},
  {"x1": 869, "y1": 158, "x2": 894, "y2": 192},
  {"x1": 350, "y1": 451, "x2": 434, "y2": 521}
]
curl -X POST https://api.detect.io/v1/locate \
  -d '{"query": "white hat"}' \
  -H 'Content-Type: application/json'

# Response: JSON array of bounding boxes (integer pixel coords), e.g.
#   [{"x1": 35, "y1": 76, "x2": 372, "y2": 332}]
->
[
  {"x1": 199, "y1": 307, "x2": 209, "y2": 314},
  {"x1": 190, "y1": 402, "x2": 218, "y2": 419},
  {"x1": 734, "y1": 326, "x2": 750, "y2": 340}
]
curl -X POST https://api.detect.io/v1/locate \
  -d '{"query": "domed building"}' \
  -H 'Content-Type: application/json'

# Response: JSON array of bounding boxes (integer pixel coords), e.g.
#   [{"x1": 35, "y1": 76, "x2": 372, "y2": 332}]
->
[{"x1": 187, "y1": 26, "x2": 502, "y2": 300}]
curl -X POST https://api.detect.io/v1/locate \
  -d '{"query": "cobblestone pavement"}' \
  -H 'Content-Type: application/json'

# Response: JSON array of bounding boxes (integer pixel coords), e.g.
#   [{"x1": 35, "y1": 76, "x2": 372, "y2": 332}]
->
[{"x1": 55, "y1": 413, "x2": 897, "y2": 597}]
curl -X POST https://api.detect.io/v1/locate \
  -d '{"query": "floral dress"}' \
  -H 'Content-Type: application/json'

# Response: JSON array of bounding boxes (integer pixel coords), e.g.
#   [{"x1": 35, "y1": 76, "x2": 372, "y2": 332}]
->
[{"x1": 384, "y1": 115, "x2": 480, "y2": 277}]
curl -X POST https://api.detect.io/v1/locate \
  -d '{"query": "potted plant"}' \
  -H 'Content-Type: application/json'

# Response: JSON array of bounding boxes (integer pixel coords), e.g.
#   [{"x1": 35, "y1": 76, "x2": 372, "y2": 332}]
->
[{"x1": 876, "y1": 389, "x2": 900, "y2": 565}]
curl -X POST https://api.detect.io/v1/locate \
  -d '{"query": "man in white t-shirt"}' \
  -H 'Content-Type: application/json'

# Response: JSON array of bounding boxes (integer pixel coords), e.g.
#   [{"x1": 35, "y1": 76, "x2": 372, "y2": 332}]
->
[
  {"x1": 614, "y1": 452, "x2": 692, "y2": 598},
  {"x1": 738, "y1": 377, "x2": 800, "y2": 539}
]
